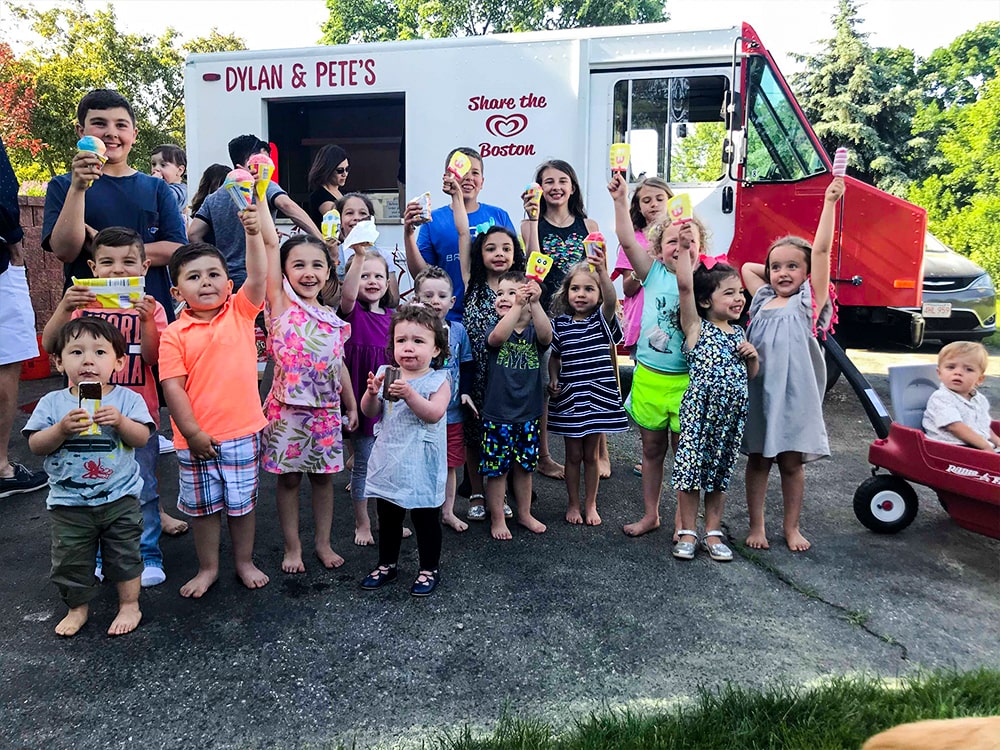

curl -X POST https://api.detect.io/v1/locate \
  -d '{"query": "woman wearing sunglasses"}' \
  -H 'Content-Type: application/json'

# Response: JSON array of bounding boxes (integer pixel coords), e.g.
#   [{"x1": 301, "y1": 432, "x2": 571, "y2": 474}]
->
[{"x1": 307, "y1": 144, "x2": 351, "y2": 227}]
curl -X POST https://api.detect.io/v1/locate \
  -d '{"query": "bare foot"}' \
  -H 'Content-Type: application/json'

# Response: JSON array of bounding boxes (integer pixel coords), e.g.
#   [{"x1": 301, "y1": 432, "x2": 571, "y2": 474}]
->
[
  {"x1": 518, "y1": 514, "x2": 547, "y2": 534},
  {"x1": 354, "y1": 526, "x2": 375, "y2": 546},
  {"x1": 315, "y1": 545, "x2": 345, "y2": 569},
  {"x1": 282, "y1": 549, "x2": 306, "y2": 574},
  {"x1": 180, "y1": 569, "x2": 218, "y2": 598},
  {"x1": 785, "y1": 528, "x2": 811, "y2": 552},
  {"x1": 565, "y1": 507, "x2": 584, "y2": 524},
  {"x1": 160, "y1": 511, "x2": 189, "y2": 536},
  {"x1": 585, "y1": 509, "x2": 602, "y2": 526},
  {"x1": 623, "y1": 515, "x2": 660, "y2": 537},
  {"x1": 537, "y1": 456, "x2": 565, "y2": 480},
  {"x1": 108, "y1": 602, "x2": 142, "y2": 636},
  {"x1": 491, "y1": 520, "x2": 513, "y2": 540},
  {"x1": 442, "y1": 513, "x2": 469, "y2": 533},
  {"x1": 745, "y1": 529, "x2": 770, "y2": 550},
  {"x1": 401, "y1": 526, "x2": 413, "y2": 539},
  {"x1": 236, "y1": 562, "x2": 270, "y2": 589},
  {"x1": 672, "y1": 528, "x2": 680, "y2": 543},
  {"x1": 598, "y1": 459, "x2": 611, "y2": 479},
  {"x1": 55, "y1": 605, "x2": 88, "y2": 637}
]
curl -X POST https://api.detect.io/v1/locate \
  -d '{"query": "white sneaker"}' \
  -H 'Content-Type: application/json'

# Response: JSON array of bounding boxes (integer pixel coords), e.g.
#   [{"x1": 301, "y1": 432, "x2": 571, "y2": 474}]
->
[
  {"x1": 94, "y1": 565, "x2": 104, "y2": 582},
  {"x1": 158, "y1": 435, "x2": 175, "y2": 454},
  {"x1": 141, "y1": 566, "x2": 166, "y2": 587}
]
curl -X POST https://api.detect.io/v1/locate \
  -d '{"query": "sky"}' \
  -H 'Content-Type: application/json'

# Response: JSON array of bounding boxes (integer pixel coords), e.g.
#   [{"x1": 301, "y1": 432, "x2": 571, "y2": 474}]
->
[{"x1": 7, "y1": 0, "x2": 999, "y2": 71}]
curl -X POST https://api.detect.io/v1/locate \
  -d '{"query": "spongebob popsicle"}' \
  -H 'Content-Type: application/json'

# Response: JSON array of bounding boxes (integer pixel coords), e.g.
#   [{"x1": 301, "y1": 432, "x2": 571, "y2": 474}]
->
[{"x1": 525, "y1": 251, "x2": 554, "y2": 283}]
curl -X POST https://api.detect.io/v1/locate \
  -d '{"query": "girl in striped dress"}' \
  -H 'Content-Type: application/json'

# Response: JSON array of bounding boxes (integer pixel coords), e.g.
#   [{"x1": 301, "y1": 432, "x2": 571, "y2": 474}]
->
[{"x1": 547, "y1": 247, "x2": 628, "y2": 526}]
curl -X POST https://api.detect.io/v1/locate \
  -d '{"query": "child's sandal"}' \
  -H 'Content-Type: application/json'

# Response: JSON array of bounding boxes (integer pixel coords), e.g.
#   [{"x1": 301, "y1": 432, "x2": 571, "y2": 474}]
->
[
  {"x1": 701, "y1": 530, "x2": 733, "y2": 562},
  {"x1": 671, "y1": 529, "x2": 698, "y2": 560},
  {"x1": 467, "y1": 494, "x2": 486, "y2": 521},
  {"x1": 410, "y1": 569, "x2": 440, "y2": 597},
  {"x1": 360, "y1": 565, "x2": 398, "y2": 590}
]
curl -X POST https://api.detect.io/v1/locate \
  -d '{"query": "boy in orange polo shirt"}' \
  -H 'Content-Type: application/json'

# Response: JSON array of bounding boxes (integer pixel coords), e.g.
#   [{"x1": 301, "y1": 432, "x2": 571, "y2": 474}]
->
[{"x1": 159, "y1": 204, "x2": 274, "y2": 598}]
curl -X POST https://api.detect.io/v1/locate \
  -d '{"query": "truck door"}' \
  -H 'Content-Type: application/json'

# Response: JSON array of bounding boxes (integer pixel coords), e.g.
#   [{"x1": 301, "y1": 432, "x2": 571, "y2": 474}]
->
[{"x1": 587, "y1": 69, "x2": 736, "y2": 253}]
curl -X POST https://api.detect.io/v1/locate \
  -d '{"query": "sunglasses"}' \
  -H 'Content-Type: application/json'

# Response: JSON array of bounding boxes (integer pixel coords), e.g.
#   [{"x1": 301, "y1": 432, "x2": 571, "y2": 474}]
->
[{"x1": 335, "y1": 167, "x2": 350, "y2": 175}]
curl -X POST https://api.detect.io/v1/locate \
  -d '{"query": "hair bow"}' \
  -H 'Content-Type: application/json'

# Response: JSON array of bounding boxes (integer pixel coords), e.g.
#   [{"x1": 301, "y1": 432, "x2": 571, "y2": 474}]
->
[
  {"x1": 698, "y1": 253, "x2": 729, "y2": 270},
  {"x1": 472, "y1": 218, "x2": 497, "y2": 236}
]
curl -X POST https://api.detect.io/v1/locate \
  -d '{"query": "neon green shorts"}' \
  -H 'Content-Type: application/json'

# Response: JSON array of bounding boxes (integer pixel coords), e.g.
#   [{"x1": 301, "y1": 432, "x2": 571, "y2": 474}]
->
[{"x1": 625, "y1": 364, "x2": 689, "y2": 433}]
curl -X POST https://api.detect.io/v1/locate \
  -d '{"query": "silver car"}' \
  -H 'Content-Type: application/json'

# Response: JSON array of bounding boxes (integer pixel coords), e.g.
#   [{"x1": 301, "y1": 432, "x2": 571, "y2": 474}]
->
[{"x1": 906, "y1": 233, "x2": 997, "y2": 343}]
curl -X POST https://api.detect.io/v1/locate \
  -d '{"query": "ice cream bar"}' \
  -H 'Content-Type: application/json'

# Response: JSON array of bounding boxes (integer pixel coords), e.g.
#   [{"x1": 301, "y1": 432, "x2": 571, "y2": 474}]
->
[
  {"x1": 583, "y1": 232, "x2": 606, "y2": 272},
  {"x1": 224, "y1": 168, "x2": 254, "y2": 211},
  {"x1": 71, "y1": 276, "x2": 145, "y2": 309},
  {"x1": 321, "y1": 210, "x2": 341, "y2": 239},
  {"x1": 447, "y1": 151, "x2": 472, "y2": 180},
  {"x1": 609, "y1": 143, "x2": 630, "y2": 174},
  {"x1": 247, "y1": 154, "x2": 275, "y2": 202},
  {"x1": 382, "y1": 366, "x2": 401, "y2": 401},
  {"x1": 78, "y1": 382, "x2": 103, "y2": 436},
  {"x1": 525, "y1": 251, "x2": 554, "y2": 282},
  {"x1": 410, "y1": 192, "x2": 432, "y2": 222},
  {"x1": 667, "y1": 194, "x2": 693, "y2": 225},
  {"x1": 832, "y1": 147, "x2": 849, "y2": 177}
]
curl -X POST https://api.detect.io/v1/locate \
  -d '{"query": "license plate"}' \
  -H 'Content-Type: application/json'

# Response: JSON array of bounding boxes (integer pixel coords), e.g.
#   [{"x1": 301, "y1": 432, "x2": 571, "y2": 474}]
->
[{"x1": 922, "y1": 302, "x2": 952, "y2": 318}]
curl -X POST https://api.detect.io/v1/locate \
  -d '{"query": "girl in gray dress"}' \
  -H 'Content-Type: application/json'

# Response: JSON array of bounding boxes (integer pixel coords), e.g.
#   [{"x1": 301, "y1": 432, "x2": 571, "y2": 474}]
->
[{"x1": 740, "y1": 177, "x2": 845, "y2": 553}]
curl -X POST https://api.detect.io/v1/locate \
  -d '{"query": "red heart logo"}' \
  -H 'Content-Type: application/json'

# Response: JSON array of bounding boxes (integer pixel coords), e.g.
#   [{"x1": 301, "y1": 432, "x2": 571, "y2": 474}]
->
[{"x1": 485, "y1": 114, "x2": 528, "y2": 139}]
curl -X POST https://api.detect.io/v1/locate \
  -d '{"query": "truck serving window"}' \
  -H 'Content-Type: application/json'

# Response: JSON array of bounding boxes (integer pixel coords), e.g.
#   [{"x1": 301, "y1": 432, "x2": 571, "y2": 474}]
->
[
  {"x1": 744, "y1": 56, "x2": 824, "y2": 182},
  {"x1": 612, "y1": 75, "x2": 728, "y2": 183}
]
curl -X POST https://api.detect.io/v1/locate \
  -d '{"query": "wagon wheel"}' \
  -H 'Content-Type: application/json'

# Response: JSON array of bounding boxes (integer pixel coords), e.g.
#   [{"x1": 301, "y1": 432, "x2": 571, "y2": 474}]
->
[{"x1": 853, "y1": 476, "x2": 919, "y2": 534}]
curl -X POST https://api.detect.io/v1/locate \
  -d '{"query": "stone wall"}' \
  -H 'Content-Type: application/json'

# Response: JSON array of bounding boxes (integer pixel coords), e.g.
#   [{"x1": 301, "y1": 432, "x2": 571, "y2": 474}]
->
[{"x1": 17, "y1": 195, "x2": 64, "y2": 333}]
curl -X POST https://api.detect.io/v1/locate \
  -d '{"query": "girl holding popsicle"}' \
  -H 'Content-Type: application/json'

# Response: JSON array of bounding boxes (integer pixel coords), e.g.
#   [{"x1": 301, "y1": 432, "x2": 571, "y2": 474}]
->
[
  {"x1": 547, "y1": 247, "x2": 629, "y2": 526},
  {"x1": 608, "y1": 174, "x2": 709, "y2": 541},
  {"x1": 740, "y1": 177, "x2": 845, "y2": 552},
  {"x1": 339, "y1": 217, "x2": 395, "y2": 547},
  {"x1": 670, "y1": 205, "x2": 758, "y2": 562},
  {"x1": 330, "y1": 193, "x2": 401, "y2": 306},
  {"x1": 261, "y1": 201, "x2": 359, "y2": 573},
  {"x1": 521, "y1": 159, "x2": 603, "y2": 481}
]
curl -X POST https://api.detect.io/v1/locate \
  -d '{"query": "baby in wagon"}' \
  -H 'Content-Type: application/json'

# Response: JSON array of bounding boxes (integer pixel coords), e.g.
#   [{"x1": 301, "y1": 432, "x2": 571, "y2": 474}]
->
[{"x1": 922, "y1": 341, "x2": 1000, "y2": 452}]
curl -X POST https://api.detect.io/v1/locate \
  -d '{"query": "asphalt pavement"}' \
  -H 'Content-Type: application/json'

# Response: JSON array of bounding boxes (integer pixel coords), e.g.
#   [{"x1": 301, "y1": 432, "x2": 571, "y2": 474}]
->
[{"x1": 1, "y1": 350, "x2": 997, "y2": 749}]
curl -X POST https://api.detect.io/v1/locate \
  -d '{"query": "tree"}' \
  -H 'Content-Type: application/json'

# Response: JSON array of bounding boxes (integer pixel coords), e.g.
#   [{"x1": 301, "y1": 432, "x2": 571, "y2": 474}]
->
[
  {"x1": 1, "y1": 1, "x2": 245, "y2": 181},
  {"x1": 0, "y1": 42, "x2": 44, "y2": 157},
  {"x1": 790, "y1": 0, "x2": 921, "y2": 195},
  {"x1": 320, "y1": 0, "x2": 666, "y2": 45}
]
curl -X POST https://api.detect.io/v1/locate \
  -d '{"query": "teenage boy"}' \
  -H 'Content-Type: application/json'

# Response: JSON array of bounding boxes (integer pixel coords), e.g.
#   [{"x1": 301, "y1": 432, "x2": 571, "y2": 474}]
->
[
  {"x1": 42, "y1": 89, "x2": 186, "y2": 321},
  {"x1": 24, "y1": 318, "x2": 154, "y2": 637},
  {"x1": 188, "y1": 134, "x2": 322, "y2": 290},
  {"x1": 412, "y1": 147, "x2": 516, "y2": 320},
  {"x1": 159, "y1": 205, "x2": 272, "y2": 598},
  {"x1": 42, "y1": 228, "x2": 169, "y2": 587}
]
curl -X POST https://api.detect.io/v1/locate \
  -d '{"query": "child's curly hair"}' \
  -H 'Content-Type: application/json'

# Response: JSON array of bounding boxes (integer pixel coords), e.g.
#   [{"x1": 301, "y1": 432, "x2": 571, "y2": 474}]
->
[
  {"x1": 645, "y1": 215, "x2": 710, "y2": 259},
  {"x1": 388, "y1": 304, "x2": 450, "y2": 369},
  {"x1": 549, "y1": 261, "x2": 602, "y2": 317},
  {"x1": 468, "y1": 226, "x2": 526, "y2": 292},
  {"x1": 693, "y1": 263, "x2": 741, "y2": 319}
]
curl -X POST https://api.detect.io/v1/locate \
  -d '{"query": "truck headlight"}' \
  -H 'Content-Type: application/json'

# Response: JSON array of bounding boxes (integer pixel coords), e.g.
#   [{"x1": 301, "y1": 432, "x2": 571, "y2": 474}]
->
[{"x1": 970, "y1": 273, "x2": 995, "y2": 293}]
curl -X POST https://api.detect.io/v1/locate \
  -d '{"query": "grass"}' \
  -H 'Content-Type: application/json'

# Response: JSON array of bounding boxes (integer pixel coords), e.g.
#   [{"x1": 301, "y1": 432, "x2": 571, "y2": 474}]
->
[{"x1": 419, "y1": 670, "x2": 1000, "y2": 750}]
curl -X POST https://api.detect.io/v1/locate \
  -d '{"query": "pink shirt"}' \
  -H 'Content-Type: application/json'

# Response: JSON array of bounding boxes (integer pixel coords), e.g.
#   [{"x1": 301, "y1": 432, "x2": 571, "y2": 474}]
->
[{"x1": 612, "y1": 229, "x2": 651, "y2": 348}]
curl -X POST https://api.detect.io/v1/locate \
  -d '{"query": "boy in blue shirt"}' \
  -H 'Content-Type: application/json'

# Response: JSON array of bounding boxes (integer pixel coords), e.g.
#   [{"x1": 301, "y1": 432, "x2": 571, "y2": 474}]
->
[{"x1": 24, "y1": 318, "x2": 154, "y2": 637}]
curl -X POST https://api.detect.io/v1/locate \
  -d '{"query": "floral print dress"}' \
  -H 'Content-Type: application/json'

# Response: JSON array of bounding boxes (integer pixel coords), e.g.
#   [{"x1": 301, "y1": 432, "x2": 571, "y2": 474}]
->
[{"x1": 262, "y1": 279, "x2": 351, "y2": 474}]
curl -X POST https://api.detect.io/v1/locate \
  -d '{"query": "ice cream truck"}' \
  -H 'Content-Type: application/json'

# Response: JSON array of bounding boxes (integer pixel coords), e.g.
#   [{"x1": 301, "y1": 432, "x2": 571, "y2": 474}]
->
[{"x1": 184, "y1": 21, "x2": 927, "y2": 353}]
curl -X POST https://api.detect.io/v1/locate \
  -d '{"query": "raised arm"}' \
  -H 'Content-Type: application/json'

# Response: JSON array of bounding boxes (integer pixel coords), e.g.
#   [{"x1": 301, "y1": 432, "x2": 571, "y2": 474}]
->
[
  {"x1": 524, "y1": 281, "x2": 552, "y2": 346},
  {"x1": 240, "y1": 205, "x2": 267, "y2": 308},
  {"x1": 48, "y1": 154, "x2": 99, "y2": 263},
  {"x1": 450, "y1": 175, "x2": 471, "y2": 287},
  {"x1": 608, "y1": 174, "x2": 652, "y2": 280},
  {"x1": 741, "y1": 262, "x2": 767, "y2": 297},
  {"x1": 261, "y1": 189, "x2": 287, "y2": 316},
  {"x1": 274, "y1": 193, "x2": 323, "y2": 240},
  {"x1": 810, "y1": 177, "x2": 844, "y2": 313},
  {"x1": 339, "y1": 245, "x2": 365, "y2": 315},
  {"x1": 403, "y1": 200, "x2": 430, "y2": 279},
  {"x1": 42, "y1": 285, "x2": 96, "y2": 353},
  {"x1": 587, "y1": 245, "x2": 617, "y2": 320},
  {"x1": 674, "y1": 225, "x2": 702, "y2": 349}
]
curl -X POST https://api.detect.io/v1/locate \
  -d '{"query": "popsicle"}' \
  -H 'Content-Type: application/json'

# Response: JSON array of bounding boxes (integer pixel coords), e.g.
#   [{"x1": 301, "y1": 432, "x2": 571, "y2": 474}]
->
[
  {"x1": 447, "y1": 151, "x2": 472, "y2": 180},
  {"x1": 609, "y1": 143, "x2": 630, "y2": 174},
  {"x1": 410, "y1": 192, "x2": 432, "y2": 222},
  {"x1": 321, "y1": 209, "x2": 341, "y2": 239},
  {"x1": 525, "y1": 251, "x2": 554, "y2": 282},
  {"x1": 76, "y1": 135, "x2": 107, "y2": 189},
  {"x1": 71, "y1": 276, "x2": 145, "y2": 309},
  {"x1": 224, "y1": 168, "x2": 254, "y2": 211},
  {"x1": 832, "y1": 147, "x2": 849, "y2": 177},
  {"x1": 247, "y1": 153, "x2": 275, "y2": 202},
  {"x1": 582, "y1": 231, "x2": 606, "y2": 272},
  {"x1": 524, "y1": 182, "x2": 542, "y2": 218},
  {"x1": 667, "y1": 194, "x2": 693, "y2": 225}
]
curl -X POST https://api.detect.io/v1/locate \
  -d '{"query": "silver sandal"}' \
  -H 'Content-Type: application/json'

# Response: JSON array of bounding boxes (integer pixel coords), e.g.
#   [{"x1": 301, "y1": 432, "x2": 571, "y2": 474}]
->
[
  {"x1": 672, "y1": 529, "x2": 698, "y2": 560},
  {"x1": 701, "y1": 530, "x2": 733, "y2": 562}
]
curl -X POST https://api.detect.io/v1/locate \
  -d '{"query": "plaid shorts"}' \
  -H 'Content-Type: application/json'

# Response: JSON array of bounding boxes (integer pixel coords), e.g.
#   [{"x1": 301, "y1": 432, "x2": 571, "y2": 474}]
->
[
  {"x1": 177, "y1": 432, "x2": 261, "y2": 517},
  {"x1": 480, "y1": 418, "x2": 539, "y2": 477}
]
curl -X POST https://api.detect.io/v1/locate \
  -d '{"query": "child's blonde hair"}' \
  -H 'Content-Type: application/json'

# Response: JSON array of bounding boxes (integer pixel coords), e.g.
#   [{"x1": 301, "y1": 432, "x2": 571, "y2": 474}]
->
[
  {"x1": 938, "y1": 341, "x2": 989, "y2": 373},
  {"x1": 549, "y1": 261, "x2": 602, "y2": 316},
  {"x1": 645, "y1": 215, "x2": 709, "y2": 257}
]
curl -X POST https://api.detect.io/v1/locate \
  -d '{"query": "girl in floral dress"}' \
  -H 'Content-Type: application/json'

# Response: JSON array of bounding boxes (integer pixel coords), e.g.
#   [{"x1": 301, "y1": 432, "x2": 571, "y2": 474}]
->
[{"x1": 262, "y1": 232, "x2": 358, "y2": 574}]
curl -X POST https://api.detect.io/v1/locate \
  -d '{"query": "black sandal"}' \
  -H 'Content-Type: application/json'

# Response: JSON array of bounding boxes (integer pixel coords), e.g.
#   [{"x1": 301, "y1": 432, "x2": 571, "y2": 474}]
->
[
  {"x1": 410, "y1": 569, "x2": 439, "y2": 597},
  {"x1": 360, "y1": 565, "x2": 397, "y2": 590}
]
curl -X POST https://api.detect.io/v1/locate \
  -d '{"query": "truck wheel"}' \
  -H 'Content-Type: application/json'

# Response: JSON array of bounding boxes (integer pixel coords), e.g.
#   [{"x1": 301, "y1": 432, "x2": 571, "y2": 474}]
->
[
  {"x1": 853, "y1": 476, "x2": 919, "y2": 534},
  {"x1": 824, "y1": 346, "x2": 842, "y2": 392}
]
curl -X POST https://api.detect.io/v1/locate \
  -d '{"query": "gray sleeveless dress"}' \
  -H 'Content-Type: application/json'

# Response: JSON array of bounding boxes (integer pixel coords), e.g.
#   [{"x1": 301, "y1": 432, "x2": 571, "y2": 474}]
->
[{"x1": 741, "y1": 282, "x2": 832, "y2": 463}]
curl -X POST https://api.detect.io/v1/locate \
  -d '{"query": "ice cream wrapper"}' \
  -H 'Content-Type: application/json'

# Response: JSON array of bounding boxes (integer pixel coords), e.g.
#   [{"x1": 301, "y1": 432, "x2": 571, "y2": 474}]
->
[
  {"x1": 447, "y1": 151, "x2": 472, "y2": 180},
  {"x1": 525, "y1": 251, "x2": 554, "y2": 282},
  {"x1": 609, "y1": 143, "x2": 630, "y2": 173},
  {"x1": 224, "y1": 168, "x2": 253, "y2": 211},
  {"x1": 321, "y1": 209, "x2": 341, "y2": 239},
  {"x1": 524, "y1": 183, "x2": 542, "y2": 204},
  {"x1": 410, "y1": 192, "x2": 432, "y2": 222},
  {"x1": 667, "y1": 194, "x2": 693, "y2": 225},
  {"x1": 247, "y1": 154, "x2": 275, "y2": 202},
  {"x1": 71, "y1": 276, "x2": 145, "y2": 309},
  {"x1": 76, "y1": 135, "x2": 108, "y2": 164},
  {"x1": 343, "y1": 219, "x2": 379, "y2": 250},
  {"x1": 583, "y1": 232, "x2": 606, "y2": 271},
  {"x1": 832, "y1": 147, "x2": 849, "y2": 177},
  {"x1": 78, "y1": 385, "x2": 102, "y2": 436}
]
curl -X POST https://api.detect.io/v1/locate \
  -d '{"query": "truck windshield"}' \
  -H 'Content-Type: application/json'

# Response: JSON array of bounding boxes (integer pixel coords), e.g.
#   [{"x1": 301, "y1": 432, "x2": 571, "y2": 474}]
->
[{"x1": 744, "y1": 55, "x2": 825, "y2": 182}]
